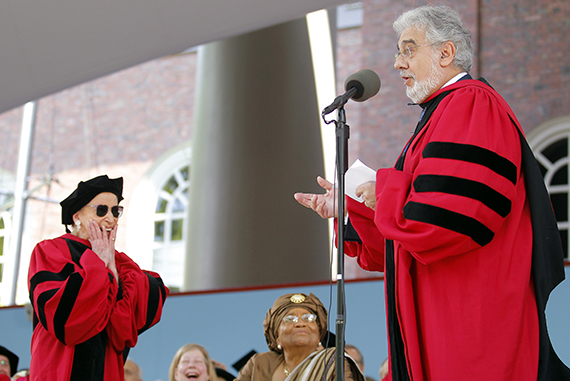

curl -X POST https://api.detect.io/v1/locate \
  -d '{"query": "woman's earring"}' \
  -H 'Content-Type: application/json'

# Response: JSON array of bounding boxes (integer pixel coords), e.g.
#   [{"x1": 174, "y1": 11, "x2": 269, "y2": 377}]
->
[
  {"x1": 277, "y1": 344, "x2": 282, "y2": 350},
  {"x1": 74, "y1": 220, "x2": 81, "y2": 230}
]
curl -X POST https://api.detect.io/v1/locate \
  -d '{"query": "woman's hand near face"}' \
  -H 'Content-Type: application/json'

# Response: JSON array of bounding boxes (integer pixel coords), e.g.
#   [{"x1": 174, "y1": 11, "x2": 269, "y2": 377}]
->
[{"x1": 88, "y1": 220, "x2": 119, "y2": 281}]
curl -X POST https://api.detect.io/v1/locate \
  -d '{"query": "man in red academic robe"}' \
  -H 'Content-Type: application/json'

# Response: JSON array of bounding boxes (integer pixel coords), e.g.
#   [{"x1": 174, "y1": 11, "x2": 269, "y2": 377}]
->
[{"x1": 295, "y1": 5, "x2": 570, "y2": 381}]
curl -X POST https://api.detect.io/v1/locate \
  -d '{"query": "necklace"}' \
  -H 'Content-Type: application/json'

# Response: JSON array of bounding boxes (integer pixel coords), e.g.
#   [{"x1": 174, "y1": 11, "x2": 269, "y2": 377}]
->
[{"x1": 283, "y1": 363, "x2": 290, "y2": 376}]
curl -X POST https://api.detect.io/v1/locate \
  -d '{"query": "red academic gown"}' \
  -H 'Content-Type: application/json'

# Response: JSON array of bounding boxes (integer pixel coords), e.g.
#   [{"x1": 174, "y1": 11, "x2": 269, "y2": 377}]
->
[
  {"x1": 28, "y1": 233, "x2": 168, "y2": 381},
  {"x1": 344, "y1": 79, "x2": 541, "y2": 380}
]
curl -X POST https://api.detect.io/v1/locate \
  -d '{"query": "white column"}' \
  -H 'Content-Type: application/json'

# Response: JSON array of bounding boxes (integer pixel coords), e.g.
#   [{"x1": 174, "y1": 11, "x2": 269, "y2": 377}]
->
[
  {"x1": 3, "y1": 101, "x2": 36, "y2": 306},
  {"x1": 184, "y1": 18, "x2": 331, "y2": 291}
]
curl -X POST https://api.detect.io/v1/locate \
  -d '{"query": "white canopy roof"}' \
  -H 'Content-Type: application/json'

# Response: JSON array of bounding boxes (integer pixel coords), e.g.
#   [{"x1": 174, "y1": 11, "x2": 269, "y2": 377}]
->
[{"x1": 0, "y1": 0, "x2": 347, "y2": 114}]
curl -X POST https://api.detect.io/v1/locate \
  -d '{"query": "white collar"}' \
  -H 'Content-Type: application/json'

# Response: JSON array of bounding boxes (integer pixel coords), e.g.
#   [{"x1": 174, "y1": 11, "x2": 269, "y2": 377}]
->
[{"x1": 442, "y1": 72, "x2": 468, "y2": 89}]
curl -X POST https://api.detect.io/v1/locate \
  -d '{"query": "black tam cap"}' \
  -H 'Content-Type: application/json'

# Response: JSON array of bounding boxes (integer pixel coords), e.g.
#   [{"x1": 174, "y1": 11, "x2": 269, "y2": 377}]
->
[
  {"x1": 0, "y1": 345, "x2": 19, "y2": 377},
  {"x1": 60, "y1": 175, "x2": 124, "y2": 225},
  {"x1": 232, "y1": 350, "x2": 257, "y2": 372},
  {"x1": 215, "y1": 368, "x2": 236, "y2": 381}
]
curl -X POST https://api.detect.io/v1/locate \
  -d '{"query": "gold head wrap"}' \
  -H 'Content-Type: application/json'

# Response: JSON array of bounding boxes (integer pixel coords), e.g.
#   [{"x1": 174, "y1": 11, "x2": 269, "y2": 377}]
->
[{"x1": 263, "y1": 292, "x2": 328, "y2": 353}]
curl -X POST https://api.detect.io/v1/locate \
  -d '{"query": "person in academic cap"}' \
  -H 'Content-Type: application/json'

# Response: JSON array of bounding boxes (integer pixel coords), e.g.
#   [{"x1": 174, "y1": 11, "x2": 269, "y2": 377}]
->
[
  {"x1": 215, "y1": 367, "x2": 236, "y2": 381},
  {"x1": 0, "y1": 345, "x2": 18, "y2": 379},
  {"x1": 236, "y1": 292, "x2": 364, "y2": 381},
  {"x1": 27, "y1": 175, "x2": 169, "y2": 381}
]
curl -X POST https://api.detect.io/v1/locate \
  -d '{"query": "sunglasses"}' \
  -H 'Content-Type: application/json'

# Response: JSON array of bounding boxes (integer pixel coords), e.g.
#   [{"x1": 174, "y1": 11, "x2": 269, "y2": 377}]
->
[{"x1": 87, "y1": 204, "x2": 124, "y2": 218}]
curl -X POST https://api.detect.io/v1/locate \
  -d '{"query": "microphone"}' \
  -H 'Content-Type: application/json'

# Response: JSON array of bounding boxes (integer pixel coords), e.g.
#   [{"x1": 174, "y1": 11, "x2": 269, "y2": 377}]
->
[{"x1": 322, "y1": 69, "x2": 381, "y2": 115}]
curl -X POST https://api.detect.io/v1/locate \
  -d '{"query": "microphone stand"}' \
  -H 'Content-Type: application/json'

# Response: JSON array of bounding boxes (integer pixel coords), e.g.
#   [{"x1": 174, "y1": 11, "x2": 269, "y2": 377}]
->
[
  {"x1": 322, "y1": 104, "x2": 350, "y2": 381},
  {"x1": 321, "y1": 71, "x2": 379, "y2": 381}
]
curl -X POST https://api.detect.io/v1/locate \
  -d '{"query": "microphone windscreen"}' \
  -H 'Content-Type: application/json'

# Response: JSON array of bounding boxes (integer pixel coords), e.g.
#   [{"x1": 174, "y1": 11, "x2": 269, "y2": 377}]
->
[{"x1": 344, "y1": 69, "x2": 381, "y2": 102}]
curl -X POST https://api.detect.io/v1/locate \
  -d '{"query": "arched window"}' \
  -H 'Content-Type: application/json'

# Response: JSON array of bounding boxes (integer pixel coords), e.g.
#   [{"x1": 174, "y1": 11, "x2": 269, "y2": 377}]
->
[
  {"x1": 152, "y1": 164, "x2": 189, "y2": 289},
  {"x1": 126, "y1": 142, "x2": 191, "y2": 291},
  {"x1": 527, "y1": 115, "x2": 570, "y2": 259},
  {"x1": 154, "y1": 166, "x2": 189, "y2": 244}
]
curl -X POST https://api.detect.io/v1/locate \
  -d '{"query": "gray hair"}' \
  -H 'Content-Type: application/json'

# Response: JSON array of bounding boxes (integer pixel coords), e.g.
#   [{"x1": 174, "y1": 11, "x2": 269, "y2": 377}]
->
[{"x1": 393, "y1": 4, "x2": 473, "y2": 72}]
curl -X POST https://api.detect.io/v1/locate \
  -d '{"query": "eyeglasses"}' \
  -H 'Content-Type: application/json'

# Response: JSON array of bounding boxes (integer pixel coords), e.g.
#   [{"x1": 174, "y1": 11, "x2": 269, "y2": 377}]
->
[
  {"x1": 282, "y1": 313, "x2": 317, "y2": 324},
  {"x1": 180, "y1": 359, "x2": 205, "y2": 366},
  {"x1": 394, "y1": 44, "x2": 433, "y2": 60},
  {"x1": 0, "y1": 359, "x2": 8, "y2": 367},
  {"x1": 87, "y1": 204, "x2": 124, "y2": 218}
]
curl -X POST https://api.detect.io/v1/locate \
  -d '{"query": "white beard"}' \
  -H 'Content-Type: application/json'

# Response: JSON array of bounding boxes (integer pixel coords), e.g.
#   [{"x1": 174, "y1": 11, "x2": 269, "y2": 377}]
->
[{"x1": 404, "y1": 54, "x2": 445, "y2": 104}]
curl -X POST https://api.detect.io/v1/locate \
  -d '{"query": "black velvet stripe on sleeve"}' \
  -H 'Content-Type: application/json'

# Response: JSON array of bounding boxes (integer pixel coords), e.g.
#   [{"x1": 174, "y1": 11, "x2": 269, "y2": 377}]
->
[
  {"x1": 29, "y1": 263, "x2": 76, "y2": 330},
  {"x1": 29, "y1": 263, "x2": 75, "y2": 302},
  {"x1": 64, "y1": 238, "x2": 90, "y2": 268},
  {"x1": 137, "y1": 273, "x2": 164, "y2": 335},
  {"x1": 413, "y1": 174, "x2": 512, "y2": 217},
  {"x1": 423, "y1": 142, "x2": 518, "y2": 185},
  {"x1": 36, "y1": 289, "x2": 58, "y2": 330},
  {"x1": 403, "y1": 201, "x2": 494, "y2": 246},
  {"x1": 157, "y1": 277, "x2": 167, "y2": 303},
  {"x1": 344, "y1": 218, "x2": 362, "y2": 242},
  {"x1": 53, "y1": 272, "x2": 84, "y2": 345}
]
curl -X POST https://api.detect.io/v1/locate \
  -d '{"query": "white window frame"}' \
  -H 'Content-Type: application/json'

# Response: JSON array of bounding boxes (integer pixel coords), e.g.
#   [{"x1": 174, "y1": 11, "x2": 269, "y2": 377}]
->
[
  {"x1": 126, "y1": 141, "x2": 192, "y2": 288},
  {"x1": 527, "y1": 115, "x2": 570, "y2": 258}
]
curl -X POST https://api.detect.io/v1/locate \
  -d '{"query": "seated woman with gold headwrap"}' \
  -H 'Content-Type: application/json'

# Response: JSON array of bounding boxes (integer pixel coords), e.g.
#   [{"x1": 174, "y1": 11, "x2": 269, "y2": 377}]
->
[{"x1": 236, "y1": 292, "x2": 365, "y2": 381}]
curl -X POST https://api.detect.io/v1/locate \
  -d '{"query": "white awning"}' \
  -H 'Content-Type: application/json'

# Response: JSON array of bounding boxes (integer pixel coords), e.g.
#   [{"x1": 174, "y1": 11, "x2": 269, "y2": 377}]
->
[{"x1": 0, "y1": 0, "x2": 347, "y2": 114}]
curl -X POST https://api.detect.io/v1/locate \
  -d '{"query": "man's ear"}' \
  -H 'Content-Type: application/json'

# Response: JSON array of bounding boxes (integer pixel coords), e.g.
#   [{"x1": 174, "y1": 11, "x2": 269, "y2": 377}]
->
[{"x1": 439, "y1": 41, "x2": 456, "y2": 67}]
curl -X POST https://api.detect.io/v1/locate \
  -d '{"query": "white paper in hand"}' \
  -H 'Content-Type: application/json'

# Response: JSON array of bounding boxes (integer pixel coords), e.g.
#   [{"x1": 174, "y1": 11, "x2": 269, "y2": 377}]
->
[{"x1": 345, "y1": 159, "x2": 376, "y2": 202}]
